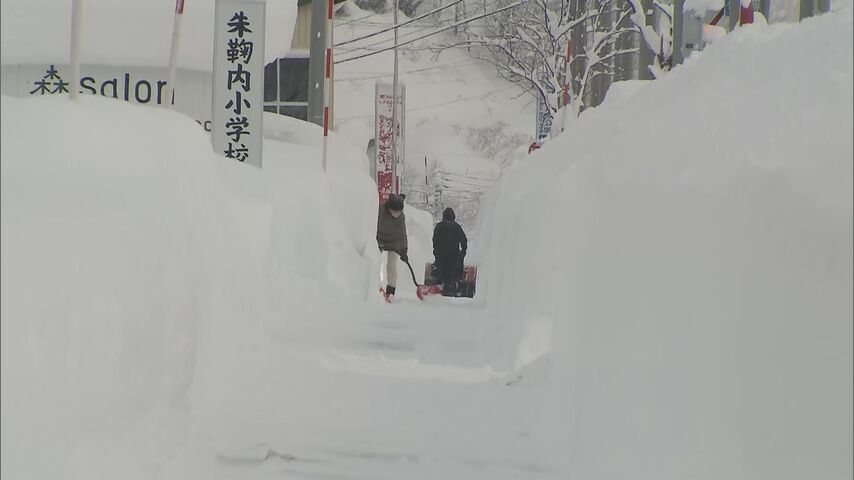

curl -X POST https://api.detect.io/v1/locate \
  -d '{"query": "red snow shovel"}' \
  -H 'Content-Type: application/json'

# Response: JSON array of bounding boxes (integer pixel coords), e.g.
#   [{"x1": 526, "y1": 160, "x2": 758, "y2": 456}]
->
[{"x1": 401, "y1": 258, "x2": 442, "y2": 300}]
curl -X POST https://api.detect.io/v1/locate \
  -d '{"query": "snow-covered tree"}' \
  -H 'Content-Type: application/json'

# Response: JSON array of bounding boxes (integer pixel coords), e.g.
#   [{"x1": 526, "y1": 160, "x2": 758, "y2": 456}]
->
[
  {"x1": 440, "y1": 0, "x2": 661, "y2": 117},
  {"x1": 353, "y1": 0, "x2": 426, "y2": 16},
  {"x1": 401, "y1": 156, "x2": 440, "y2": 211},
  {"x1": 464, "y1": 121, "x2": 531, "y2": 167}
]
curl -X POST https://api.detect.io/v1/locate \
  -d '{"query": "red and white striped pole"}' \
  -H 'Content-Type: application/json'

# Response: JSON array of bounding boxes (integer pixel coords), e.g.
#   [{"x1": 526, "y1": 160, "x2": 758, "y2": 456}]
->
[
  {"x1": 740, "y1": 0, "x2": 755, "y2": 24},
  {"x1": 562, "y1": 38, "x2": 571, "y2": 107},
  {"x1": 321, "y1": 0, "x2": 333, "y2": 172},
  {"x1": 558, "y1": 37, "x2": 572, "y2": 133},
  {"x1": 166, "y1": 0, "x2": 186, "y2": 108}
]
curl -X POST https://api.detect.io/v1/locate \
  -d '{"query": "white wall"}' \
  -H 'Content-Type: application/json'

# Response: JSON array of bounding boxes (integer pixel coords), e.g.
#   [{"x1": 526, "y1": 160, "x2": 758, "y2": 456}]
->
[{"x1": 2, "y1": 64, "x2": 213, "y2": 129}]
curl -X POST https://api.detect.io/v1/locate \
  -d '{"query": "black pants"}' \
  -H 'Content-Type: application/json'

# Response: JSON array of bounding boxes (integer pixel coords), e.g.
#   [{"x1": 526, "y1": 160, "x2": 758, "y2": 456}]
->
[{"x1": 436, "y1": 254, "x2": 461, "y2": 296}]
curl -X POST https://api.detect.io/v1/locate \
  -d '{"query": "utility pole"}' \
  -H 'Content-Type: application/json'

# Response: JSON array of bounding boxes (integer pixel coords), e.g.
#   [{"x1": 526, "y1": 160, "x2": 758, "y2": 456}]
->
[
  {"x1": 166, "y1": 0, "x2": 185, "y2": 108},
  {"x1": 321, "y1": 0, "x2": 333, "y2": 172},
  {"x1": 308, "y1": 0, "x2": 326, "y2": 126},
  {"x1": 391, "y1": 0, "x2": 400, "y2": 193},
  {"x1": 69, "y1": 0, "x2": 83, "y2": 101},
  {"x1": 637, "y1": 0, "x2": 655, "y2": 80},
  {"x1": 729, "y1": 0, "x2": 740, "y2": 29},
  {"x1": 799, "y1": 0, "x2": 815, "y2": 19},
  {"x1": 672, "y1": 0, "x2": 685, "y2": 64},
  {"x1": 424, "y1": 156, "x2": 429, "y2": 206},
  {"x1": 800, "y1": 0, "x2": 829, "y2": 18},
  {"x1": 759, "y1": 0, "x2": 771, "y2": 19}
]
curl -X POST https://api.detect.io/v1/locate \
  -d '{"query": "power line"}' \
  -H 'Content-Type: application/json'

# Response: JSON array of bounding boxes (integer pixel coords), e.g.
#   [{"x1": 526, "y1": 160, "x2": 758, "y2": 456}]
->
[
  {"x1": 335, "y1": 60, "x2": 483, "y2": 80},
  {"x1": 440, "y1": 181, "x2": 493, "y2": 189},
  {"x1": 440, "y1": 174, "x2": 496, "y2": 183},
  {"x1": 408, "y1": 151, "x2": 497, "y2": 157},
  {"x1": 335, "y1": 84, "x2": 517, "y2": 121},
  {"x1": 336, "y1": 0, "x2": 506, "y2": 53},
  {"x1": 334, "y1": 0, "x2": 529, "y2": 65},
  {"x1": 390, "y1": 84, "x2": 518, "y2": 111},
  {"x1": 343, "y1": 20, "x2": 492, "y2": 28},
  {"x1": 334, "y1": 0, "x2": 465, "y2": 47},
  {"x1": 335, "y1": 10, "x2": 385, "y2": 27},
  {"x1": 335, "y1": 44, "x2": 441, "y2": 53},
  {"x1": 339, "y1": 77, "x2": 471, "y2": 86},
  {"x1": 339, "y1": 22, "x2": 443, "y2": 52}
]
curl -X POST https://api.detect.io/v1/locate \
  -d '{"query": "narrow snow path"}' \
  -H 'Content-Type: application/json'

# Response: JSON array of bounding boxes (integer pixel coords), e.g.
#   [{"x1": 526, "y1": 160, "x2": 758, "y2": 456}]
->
[{"x1": 187, "y1": 286, "x2": 559, "y2": 479}]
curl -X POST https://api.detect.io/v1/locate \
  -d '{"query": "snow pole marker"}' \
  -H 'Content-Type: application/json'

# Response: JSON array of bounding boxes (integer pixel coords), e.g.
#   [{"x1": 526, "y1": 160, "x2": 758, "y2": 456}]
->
[
  {"x1": 558, "y1": 38, "x2": 572, "y2": 133},
  {"x1": 562, "y1": 38, "x2": 571, "y2": 107},
  {"x1": 70, "y1": 0, "x2": 83, "y2": 101},
  {"x1": 166, "y1": 0, "x2": 185, "y2": 108},
  {"x1": 740, "y1": 0, "x2": 754, "y2": 24},
  {"x1": 321, "y1": 0, "x2": 333, "y2": 172}
]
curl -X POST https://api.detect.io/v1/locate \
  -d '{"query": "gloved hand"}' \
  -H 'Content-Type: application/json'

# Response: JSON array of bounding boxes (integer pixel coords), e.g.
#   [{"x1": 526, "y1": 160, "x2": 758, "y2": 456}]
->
[{"x1": 399, "y1": 252, "x2": 408, "y2": 262}]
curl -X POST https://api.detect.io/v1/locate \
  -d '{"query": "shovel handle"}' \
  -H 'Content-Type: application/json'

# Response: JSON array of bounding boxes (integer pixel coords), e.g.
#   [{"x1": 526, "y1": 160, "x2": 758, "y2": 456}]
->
[
  {"x1": 386, "y1": 249, "x2": 423, "y2": 288},
  {"x1": 402, "y1": 258, "x2": 421, "y2": 287}
]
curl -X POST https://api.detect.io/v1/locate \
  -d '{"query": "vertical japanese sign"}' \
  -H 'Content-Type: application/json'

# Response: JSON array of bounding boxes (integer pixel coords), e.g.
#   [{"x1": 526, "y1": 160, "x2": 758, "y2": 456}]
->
[
  {"x1": 374, "y1": 81, "x2": 405, "y2": 201},
  {"x1": 212, "y1": 0, "x2": 265, "y2": 168}
]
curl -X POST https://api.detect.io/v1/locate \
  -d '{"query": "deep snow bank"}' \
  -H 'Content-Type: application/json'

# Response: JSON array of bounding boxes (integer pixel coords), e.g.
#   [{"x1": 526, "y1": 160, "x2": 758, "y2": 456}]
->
[
  {"x1": 0, "y1": 95, "x2": 381, "y2": 478},
  {"x1": 477, "y1": 8, "x2": 853, "y2": 479}
]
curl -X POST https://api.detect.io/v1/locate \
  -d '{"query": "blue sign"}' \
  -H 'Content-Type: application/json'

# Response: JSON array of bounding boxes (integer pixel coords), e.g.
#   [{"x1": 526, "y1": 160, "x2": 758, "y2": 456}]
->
[{"x1": 536, "y1": 93, "x2": 552, "y2": 141}]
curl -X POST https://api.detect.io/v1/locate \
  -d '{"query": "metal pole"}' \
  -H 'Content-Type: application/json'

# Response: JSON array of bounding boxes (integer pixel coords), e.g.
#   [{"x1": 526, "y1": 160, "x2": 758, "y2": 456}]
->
[
  {"x1": 563, "y1": 37, "x2": 571, "y2": 106},
  {"x1": 69, "y1": 0, "x2": 83, "y2": 100},
  {"x1": 591, "y1": 0, "x2": 616, "y2": 108},
  {"x1": 799, "y1": 0, "x2": 815, "y2": 19},
  {"x1": 322, "y1": 0, "x2": 333, "y2": 172},
  {"x1": 308, "y1": 0, "x2": 326, "y2": 126},
  {"x1": 672, "y1": 0, "x2": 685, "y2": 65},
  {"x1": 729, "y1": 0, "x2": 740, "y2": 28},
  {"x1": 424, "y1": 156, "x2": 429, "y2": 206},
  {"x1": 391, "y1": 0, "x2": 400, "y2": 194},
  {"x1": 570, "y1": 0, "x2": 584, "y2": 110},
  {"x1": 638, "y1": 0, "x2": 655, "y2": 80},
  {"x1": 759, "y1": 0, "x2": 771, "y2": 20},
  {"x1": 454, "y1": 0, "x2": 462, "y2": 33},
  {"x1": 559, "y1": 37, "x2": 572, "y2": 131},
  {"x1": 740, "y1": 0, "x2": 754, "y2": 23},
  {"x1": 166, "y1": 0, "x2": 185, "y2": 108}
]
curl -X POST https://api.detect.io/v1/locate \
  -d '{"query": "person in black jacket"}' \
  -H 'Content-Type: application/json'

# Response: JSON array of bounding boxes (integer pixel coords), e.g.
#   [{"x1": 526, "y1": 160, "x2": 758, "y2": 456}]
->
[{"x1": 432, "y1": 207, "x2": 467, "y2": 297}]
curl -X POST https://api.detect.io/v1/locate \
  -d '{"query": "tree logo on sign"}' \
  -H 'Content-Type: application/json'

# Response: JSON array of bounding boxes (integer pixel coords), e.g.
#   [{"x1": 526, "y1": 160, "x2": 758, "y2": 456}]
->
[{"x1": 30, "y1": 65, "x2": 69, "y2": 95}]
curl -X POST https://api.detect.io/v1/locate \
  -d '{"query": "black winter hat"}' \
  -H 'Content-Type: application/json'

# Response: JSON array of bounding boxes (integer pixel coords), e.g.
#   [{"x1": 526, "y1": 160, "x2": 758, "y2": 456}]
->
[
  {"x1": 386, "y1": 195, "x2": 404, "y2": 211},
  {"x1": 442, "y1": 207, "x2": 455, "y2": 221}
]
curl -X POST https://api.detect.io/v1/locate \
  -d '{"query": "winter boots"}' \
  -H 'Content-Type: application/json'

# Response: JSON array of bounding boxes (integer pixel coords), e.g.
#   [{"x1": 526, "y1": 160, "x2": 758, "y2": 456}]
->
[
  {"x1": 441, "y1": 281, "x2": 458, "y2": 297},
  {"x1": 379, "y1": 285, "x2": 396, "y2": 303}
]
